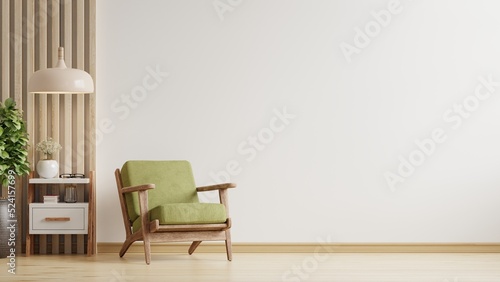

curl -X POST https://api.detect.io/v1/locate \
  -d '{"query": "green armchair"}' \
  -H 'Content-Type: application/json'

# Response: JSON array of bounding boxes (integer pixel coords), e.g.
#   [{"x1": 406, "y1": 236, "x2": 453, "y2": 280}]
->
[{"x1": 114, "y1": 160, "x2": 236, "y2": 264}]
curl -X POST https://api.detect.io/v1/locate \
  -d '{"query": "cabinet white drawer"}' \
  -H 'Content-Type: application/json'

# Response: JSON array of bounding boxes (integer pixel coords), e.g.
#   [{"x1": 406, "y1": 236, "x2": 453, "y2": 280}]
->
[{"x1": 29, "y1": 203, "x2": 88, "y2": 234}]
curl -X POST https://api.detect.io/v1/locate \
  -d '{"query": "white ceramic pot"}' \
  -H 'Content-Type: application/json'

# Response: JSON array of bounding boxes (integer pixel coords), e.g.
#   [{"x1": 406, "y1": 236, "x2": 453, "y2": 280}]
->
[{"x1": 36, "y1": 160, "x2": 59, "y2": 179}]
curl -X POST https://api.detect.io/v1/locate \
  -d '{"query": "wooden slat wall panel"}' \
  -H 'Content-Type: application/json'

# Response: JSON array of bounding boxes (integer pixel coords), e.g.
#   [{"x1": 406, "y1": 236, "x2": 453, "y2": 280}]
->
[
  {"x1": 62, "y1": 0, "x2": 73, "y2": 254},
  {"x1": 86, "y1": 0, "x2": 96, "y2": 255},
  {"x1": 1, "y1": 1, "x2": 10, "y2": 198},
  {"x1": 22, "y1": 0, "x2": 35, "y2": 255},
  {"x1": 36, "y1": 0, "x2": 48, "y2": 255},
  {"x1": 11, "y1": 0, "x2": 24, "y2": 258},
  {"x1": 0, "y1": 0, "x2": 6, "y2": 236},
  {"x1": 0, "y1": 0, "x2": 95, "y2": 255},
  {"x1": 73, "y1": 0, "x2": 85, "y2": 255},
  {"x1": 12, "y1": 1, "x2": 22, "y2": 106},
  {"x1": 1, "y1": 0, "x2": 10, "y2": 105},
  {"x1": 49, "y1": 0, "x2": 60, "y2": 255}
]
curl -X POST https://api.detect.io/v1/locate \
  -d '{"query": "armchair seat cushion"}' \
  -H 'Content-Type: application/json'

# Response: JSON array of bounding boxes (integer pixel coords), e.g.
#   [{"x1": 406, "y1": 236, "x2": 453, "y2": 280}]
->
[{"x1": 132, "y1": 203, "x2": 227, "y2": 232}]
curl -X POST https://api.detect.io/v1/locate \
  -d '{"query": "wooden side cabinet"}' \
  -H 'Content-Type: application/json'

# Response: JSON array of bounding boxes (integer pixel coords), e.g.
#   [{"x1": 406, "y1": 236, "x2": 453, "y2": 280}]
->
[{"x1": 26, "y1": 171, "x2": 96, "y2": 256}]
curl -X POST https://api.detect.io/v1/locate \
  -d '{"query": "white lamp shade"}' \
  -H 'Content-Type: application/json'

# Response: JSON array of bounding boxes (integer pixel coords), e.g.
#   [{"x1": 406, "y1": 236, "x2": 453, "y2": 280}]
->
[{"x1": 28, "y1": 47, "x2": 94, "y2": 94}]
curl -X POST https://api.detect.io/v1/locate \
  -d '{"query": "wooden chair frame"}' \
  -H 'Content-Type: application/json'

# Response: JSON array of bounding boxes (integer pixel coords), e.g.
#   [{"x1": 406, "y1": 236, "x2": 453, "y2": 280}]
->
[{"x1": 115, "y1": 168, "x2": 236, "y2": 264}]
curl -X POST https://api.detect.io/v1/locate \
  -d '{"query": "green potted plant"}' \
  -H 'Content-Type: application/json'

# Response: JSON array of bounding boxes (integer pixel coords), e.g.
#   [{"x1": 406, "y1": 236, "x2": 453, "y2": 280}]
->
[
  {"x1": 35, "y1": 138, "x2": 62, "y2": 178},
  {"x1": 0, "y1": 98, "x2": 29, "y2": 258},
  {"x1": 0, "y1": 98, "x2": 30, "y2": 187}
]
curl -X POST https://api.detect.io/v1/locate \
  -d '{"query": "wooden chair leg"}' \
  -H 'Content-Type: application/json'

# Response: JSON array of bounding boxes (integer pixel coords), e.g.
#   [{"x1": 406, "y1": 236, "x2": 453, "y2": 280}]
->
[
  {"x1": 188, "y1": 241, "x2": 202, "y2": 255},
  {"x1": 225, "y1": 230, "x2": 232, "y2": 261},
  {"x1": 119, "y1": 239, "x2": 134, "y2": 258},
  {"x1": 119, "y1": 231, "x2": 143, "y2": 258},
  {"x1": 143, "y1": 234, "x2": 151, "y2": 265}
]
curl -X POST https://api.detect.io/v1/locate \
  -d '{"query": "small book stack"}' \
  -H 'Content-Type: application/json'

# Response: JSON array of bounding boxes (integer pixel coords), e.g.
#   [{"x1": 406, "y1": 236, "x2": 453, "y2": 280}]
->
[{"x1": 43, "y1": 195, "x2": 59, "y2": 204}]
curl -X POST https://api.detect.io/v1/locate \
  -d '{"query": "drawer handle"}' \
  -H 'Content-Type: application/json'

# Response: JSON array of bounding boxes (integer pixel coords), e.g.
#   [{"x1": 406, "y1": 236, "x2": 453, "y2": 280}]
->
[{"x1": 45, "y1": 217, "x2": 70, "y2": 222}]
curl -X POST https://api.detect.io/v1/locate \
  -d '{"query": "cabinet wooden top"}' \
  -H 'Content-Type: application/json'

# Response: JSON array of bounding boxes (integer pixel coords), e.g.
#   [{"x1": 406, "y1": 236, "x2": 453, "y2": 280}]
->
[{"x1": 29, "y1": 178, "x2": 90, "y2": 184}]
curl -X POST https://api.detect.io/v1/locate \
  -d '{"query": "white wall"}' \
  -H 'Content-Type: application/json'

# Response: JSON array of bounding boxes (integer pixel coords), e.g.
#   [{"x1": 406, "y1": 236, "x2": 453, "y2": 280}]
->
[{"x1": 96, "y1": 0, "x2": 500, "y2": 243}]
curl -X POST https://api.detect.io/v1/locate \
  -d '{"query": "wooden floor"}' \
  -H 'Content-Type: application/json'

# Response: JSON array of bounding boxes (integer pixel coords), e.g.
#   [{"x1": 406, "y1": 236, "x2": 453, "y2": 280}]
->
[{"x1": 1, "y1": 253, "x2": 500, "y2": 281}]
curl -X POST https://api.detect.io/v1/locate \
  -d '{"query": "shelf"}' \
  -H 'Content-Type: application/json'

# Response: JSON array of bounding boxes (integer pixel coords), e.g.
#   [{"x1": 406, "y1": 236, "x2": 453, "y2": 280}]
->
[
  {"x1": 29, "y1": 178, "x2": 90, "y2": 184},
  {"x1": 30, "y1": 203, "x2": 87, "y2": 207}
]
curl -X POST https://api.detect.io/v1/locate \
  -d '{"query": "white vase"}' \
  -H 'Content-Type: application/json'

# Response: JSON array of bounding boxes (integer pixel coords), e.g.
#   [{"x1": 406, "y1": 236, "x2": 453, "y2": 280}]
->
[{"x1": 36, "y1": 160, "x2": 59, "y2": 179}]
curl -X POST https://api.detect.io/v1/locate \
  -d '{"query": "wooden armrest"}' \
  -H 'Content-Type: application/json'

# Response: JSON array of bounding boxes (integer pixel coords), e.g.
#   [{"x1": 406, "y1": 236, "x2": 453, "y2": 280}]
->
[
  {"x1": 121, "y1": 184, "x2": 155, "y2": 194},
  {"x1": 196, "y1": 183, "x2": 236, "y2": 192}
]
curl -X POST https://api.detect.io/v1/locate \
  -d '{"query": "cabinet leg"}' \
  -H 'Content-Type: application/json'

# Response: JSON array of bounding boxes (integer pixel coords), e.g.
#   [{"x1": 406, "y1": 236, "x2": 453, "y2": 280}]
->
[{"x1": 26, "y1": 235, "x2": 32, "y2": 256}]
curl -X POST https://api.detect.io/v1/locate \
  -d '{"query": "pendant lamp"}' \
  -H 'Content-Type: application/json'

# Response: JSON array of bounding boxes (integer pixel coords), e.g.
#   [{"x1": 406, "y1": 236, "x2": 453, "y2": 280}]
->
[{"x1": 28, "y1": 47, "x2": 94, "y2": 94}]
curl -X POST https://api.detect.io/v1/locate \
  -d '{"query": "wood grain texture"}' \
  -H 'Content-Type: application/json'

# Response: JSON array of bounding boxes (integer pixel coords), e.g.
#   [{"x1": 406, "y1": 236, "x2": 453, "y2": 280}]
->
[
  {"x1": 36, "y1": 0, "x2": 49, "y2": 255},
  {"x1": 49, "y1": 0, "x2": 60, "y2": 255},
  {"x1": 1, "y1": 253, "x2": 500, "y2": 281},
  {"x1": 44, "y1": 217, "x2": 70, "y2": 222},
  {"x1": 87, "y1": 170, "x2": 95, "y2": 255},
  {"x1": 12, "y1": 0, "x2": 25, "y2": 256},
  {"x1": 0, "y1": 0, "x2": 9, "y2": 197},
  {"x1": 196, "y1": 183, "x2": 237, "y2": 191},
  {"x1": 1, "y1": 0, "x2": 9, "y2": 104}
]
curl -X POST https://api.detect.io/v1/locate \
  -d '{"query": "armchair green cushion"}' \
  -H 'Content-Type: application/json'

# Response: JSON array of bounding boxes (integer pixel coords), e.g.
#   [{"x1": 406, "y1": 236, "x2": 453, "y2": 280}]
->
[
  {"x1": 152, "y1": 203, "x2": 227, "y2": 224},
  {"x1": 132, "y1": 203, "x2": 227, "y2": 232},
  {"x1": 121, "y1": 160, "x2": 200, "y2": 224}
]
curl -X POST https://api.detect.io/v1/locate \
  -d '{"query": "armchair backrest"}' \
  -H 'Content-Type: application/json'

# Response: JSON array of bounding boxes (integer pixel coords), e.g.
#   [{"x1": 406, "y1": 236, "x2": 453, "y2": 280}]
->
[{"x1": 120, "y1": 160, "x2": 200, "y2": 223}]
